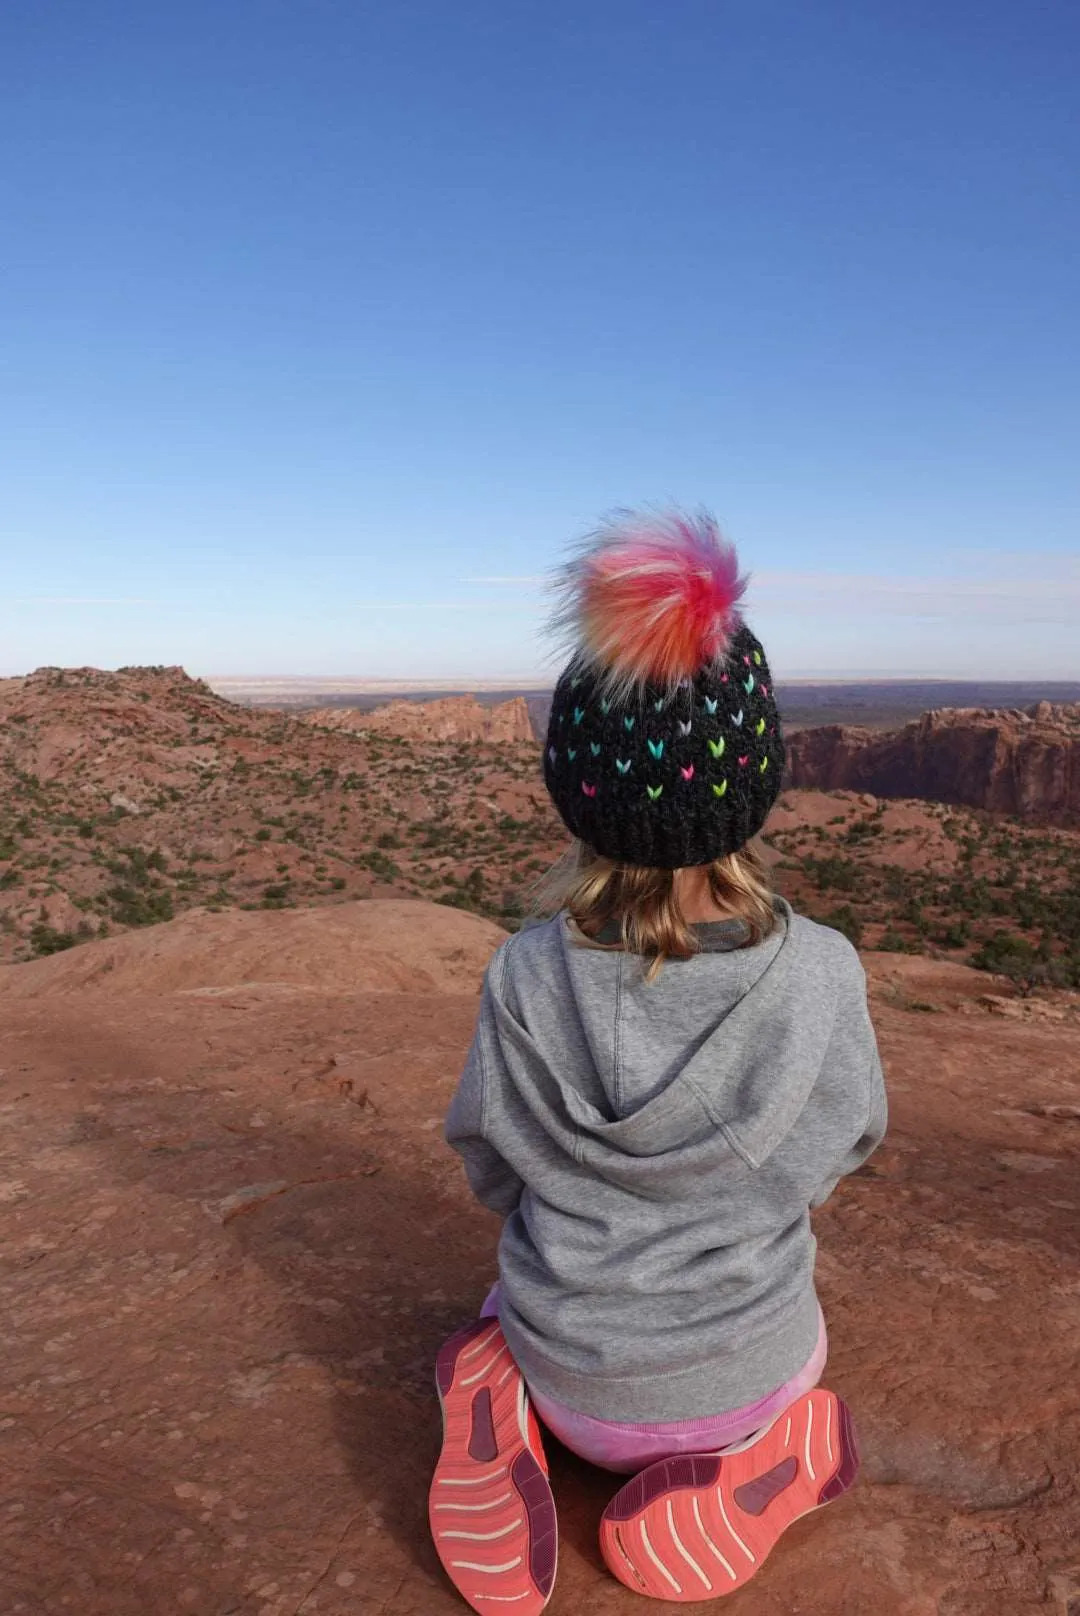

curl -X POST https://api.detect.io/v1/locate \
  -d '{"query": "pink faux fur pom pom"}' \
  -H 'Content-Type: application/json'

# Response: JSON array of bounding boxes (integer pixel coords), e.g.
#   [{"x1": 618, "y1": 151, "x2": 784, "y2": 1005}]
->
[{"x1": 551, "y1": 508, "x2": 748, "y2": 700}]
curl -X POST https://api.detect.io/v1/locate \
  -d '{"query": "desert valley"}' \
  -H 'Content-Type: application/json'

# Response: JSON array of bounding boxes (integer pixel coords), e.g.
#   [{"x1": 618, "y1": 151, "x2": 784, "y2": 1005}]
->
[{"x1": 2, "y1": 667, "x2": 1079, "y2": 1615}]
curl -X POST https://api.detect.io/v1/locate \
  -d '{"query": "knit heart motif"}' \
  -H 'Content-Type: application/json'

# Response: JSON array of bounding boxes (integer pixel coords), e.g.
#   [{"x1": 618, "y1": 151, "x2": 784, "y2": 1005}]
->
[
  {"x1": 623, "y1": 715, "x2": 635, "y2": 731},
  {"x1": 712, "y1": 779, "x2": 728, "y2": 797},
  {"x1": 567, "y1": 747, "x2": 577, "y2": 760},
  {"x1": 615, "y1": 758, "x2": 631, "y2": 774},
  {"x1": 733, "y1": 709, "x2": 744, "y2": 726},
  {"x1": 743, "y1": 673, "x2": 755, "y2": 693},
  {"x1": 677, "y1": 719, "x2": 692, "y2": 736},
  {"x1": 680, "y1": 763, "x2": 694, "y2": 781},
  {"x1": 647, "y1": 738, "x2": 664, "y2": 760},
  {"x1": 573, "y1": 706, "x2": 585, "y2": 724},
  {"x1": 704, "y1": 696, "x2": 718, "y2": 715},
  {"x1": 600, "y1": 698, "x2": 611, "y2": 715},
  {"x1": 753, "y1": 650, "x2": 762, "y2": 665},
  {"x1": 759, "y1": 756, "x2": 769, "y2": 772},
  {"x1": 646, "y1": 784, "x2": 663, "y2": 801},
  {"x1": 707, "y1": 738, "x2": 725, "y2": 759},
  {"x1": 547, "y1": 745, "x2": 556, "y2": 764},
  {"x1": 582, "y1": 781, "x2": 597, "y2": 797},
  {"x1": 738, "y1": 754, "x2": 749, "y2": 766},
  {"x1": 653, "y1": 698, "x2": 664, "y2": 712},
  {"x1": 590, "y1": 741, "x2": 601, "y2": 755},
  {"x1": 755, "y1": 717, "x2": 766, "y2": 736}
]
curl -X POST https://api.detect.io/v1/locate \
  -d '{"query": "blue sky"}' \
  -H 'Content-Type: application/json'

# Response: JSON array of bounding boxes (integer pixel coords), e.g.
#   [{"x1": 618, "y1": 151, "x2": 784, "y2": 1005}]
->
[{"x1": 2, "y1": 1, "x2": 1077, "y2": 681}]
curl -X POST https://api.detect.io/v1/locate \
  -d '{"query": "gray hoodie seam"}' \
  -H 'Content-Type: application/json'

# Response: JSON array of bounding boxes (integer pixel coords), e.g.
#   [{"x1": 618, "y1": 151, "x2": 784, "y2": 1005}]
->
[
  {"x1": 612, "y1": 955, "x2": 624, "y2": 1113},
  {"x1": 483, "y1": 940, "x2": 516, "y2": 1135}
]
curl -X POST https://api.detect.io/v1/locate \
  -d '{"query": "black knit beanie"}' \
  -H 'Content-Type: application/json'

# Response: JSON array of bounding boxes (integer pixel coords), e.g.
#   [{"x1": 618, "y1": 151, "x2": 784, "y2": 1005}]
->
[{"x1": 542, "y1": 509, "x2": 784, "y2": 869}]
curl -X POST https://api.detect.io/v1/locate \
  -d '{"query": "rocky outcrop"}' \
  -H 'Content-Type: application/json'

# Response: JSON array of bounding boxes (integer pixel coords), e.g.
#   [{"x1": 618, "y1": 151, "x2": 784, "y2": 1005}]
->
[
  {"x1": 786, "y1": 702, "x2": 1080, "y2": 825},
  {"x1": 304, "y1": 694, "x2": 535, "y2": 744}
]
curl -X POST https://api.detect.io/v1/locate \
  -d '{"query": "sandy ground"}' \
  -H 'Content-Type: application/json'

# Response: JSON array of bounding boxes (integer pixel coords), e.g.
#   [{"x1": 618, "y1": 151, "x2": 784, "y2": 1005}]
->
[{"x1": 2, "y1": 901, "x2": 1079, "y2": 1615}]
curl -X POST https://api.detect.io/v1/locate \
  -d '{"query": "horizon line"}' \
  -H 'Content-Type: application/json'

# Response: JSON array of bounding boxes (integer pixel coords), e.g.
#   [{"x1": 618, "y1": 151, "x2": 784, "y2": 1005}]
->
[{"x1": 203, "y1": 673, "x2": 1080, "y2": 690}]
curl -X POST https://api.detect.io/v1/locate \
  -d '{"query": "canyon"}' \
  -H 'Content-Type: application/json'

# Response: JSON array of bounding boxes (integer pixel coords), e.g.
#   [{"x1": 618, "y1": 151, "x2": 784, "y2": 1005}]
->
[{"x1": 786, "y1": 702, "x2": 1080, "y2": 828}]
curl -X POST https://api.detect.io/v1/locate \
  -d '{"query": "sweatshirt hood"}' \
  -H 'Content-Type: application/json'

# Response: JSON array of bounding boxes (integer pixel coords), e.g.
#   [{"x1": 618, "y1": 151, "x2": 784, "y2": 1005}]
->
[{"x1": 501, "y1": 900, "x2": 845, "y2": 1194}]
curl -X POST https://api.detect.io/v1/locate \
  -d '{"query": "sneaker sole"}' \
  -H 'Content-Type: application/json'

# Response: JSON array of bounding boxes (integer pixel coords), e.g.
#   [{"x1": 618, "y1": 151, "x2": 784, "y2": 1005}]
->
[
  {"x1": 599, "y1": 1389, "x2": 859, "y2": 1602},
  {"x1": 429, "y1": 1319, "x2": 557, "y2": 1614}
]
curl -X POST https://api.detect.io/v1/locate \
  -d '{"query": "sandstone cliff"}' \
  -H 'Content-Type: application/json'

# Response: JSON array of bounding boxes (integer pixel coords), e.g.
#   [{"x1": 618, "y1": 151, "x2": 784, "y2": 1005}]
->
[
  {"x1": 786, "y1": 701, "x2": 1080, "y2": 826},
  {"x1": 303, "y1": 693, "x2": 536, "y2": 743}
]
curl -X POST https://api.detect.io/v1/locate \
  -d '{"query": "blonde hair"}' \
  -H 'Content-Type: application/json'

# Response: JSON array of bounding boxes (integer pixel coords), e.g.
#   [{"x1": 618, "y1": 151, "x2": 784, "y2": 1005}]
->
[{"x1": 531, "y1": 839, "x2": 776, "y2": 983}]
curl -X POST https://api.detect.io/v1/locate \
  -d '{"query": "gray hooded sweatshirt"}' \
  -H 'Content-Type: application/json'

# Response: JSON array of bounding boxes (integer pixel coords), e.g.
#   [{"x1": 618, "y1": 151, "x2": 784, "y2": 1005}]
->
[{"x1": 445, "y1": 898, "x2": 887, "y2": 1422}]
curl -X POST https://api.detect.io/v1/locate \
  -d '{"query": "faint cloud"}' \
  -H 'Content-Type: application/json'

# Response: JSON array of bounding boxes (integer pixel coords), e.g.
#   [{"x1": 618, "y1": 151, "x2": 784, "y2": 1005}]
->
[
  {"x1": 353, "y1": 599, "x2": 532, "y2": 611},
  {"x1": 13, "y1": 597, "x2": 157, "y2": 606},
  {"x1": 752, "y1": 558, "x2": 1080, "y2": 623},
  {"x1": 460, "y1": 575, "x2": 547, "y2": 587}
]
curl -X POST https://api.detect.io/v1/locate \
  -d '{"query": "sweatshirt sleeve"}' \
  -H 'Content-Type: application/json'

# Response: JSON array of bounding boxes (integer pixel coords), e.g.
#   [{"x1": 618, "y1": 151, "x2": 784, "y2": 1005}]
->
[
  {"x1": 444, "y1": 970, "x2": 526, "y2": 1219},
  {"x1": 808, "y1": 958, "x2": 888, "y2": 1210}
]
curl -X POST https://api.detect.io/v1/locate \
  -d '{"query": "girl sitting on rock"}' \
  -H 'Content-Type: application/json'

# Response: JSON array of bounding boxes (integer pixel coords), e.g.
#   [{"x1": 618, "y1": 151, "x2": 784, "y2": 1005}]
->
[{"x1": 429, "y1": 508, "x2": 887, "y2": 1610}]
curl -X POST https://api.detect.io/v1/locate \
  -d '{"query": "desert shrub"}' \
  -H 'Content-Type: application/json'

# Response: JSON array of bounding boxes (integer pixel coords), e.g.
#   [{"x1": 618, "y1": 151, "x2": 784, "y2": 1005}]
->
[
  {"x1": 970, "y1": 930, "x2": 1041, "y2": 992},
  {"x1": 358, "y1": 848, "x2": 400, "y2": 881},
  {"x1": 261, "y1": 883, "x2": 291, "y2": 909},
  {"x1": 878, "y1": 927, "x2": 917, "y2": 953},
  {"x1": 804, "y1": 855, "x2": 859, "y2": 894},
  {"x1": 823, "y1": 905, "x2": 863, "y2": 946},
  {"x1": 107, "y1": 885, "x2": 174, "y2": 927},
  {"x1": 29, "y1": 922, "x2": 79, "y2": 956},
  {"x1": 436, "y1": 890, "x2": 473, "y2": 911}
]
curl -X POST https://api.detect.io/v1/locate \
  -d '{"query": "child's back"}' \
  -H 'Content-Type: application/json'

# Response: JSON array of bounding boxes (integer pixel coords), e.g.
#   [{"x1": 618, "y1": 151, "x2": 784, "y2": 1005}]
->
[{"x1": 447, "y1": 898, "x2": 885, "y2": 1425}]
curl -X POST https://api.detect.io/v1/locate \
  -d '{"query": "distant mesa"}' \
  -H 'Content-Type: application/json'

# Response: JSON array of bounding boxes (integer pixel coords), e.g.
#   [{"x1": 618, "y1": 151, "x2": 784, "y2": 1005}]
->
[
  {"x1": 786, "y1": 702, "x2": 1080, "y2": 827},
  {"x1": 302, "y1": 694, "x2": 535, "y2": 744}
]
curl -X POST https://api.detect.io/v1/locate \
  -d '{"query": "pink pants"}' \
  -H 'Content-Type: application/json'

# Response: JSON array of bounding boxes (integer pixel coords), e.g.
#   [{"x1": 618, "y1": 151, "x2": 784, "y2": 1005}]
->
[{"x1": 481, "y1": 1283, "x2": 828, "y2": 1474}]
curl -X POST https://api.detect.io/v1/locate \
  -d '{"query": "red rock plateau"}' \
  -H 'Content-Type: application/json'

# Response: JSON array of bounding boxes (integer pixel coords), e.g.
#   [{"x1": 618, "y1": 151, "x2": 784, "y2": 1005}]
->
[
  {"x1": 3, "y1": 665, "x2": 1079, "y2": 985},
  {"x1": 0, "y1": 667, "x2": 560, "y2": 964},
  {"x1": 2, "y1": 898, "x2": 1079, "y2": 1615},
  {"x1": 303, "y1": 694, "x2": 535, "y2": 744},
  {"x1": 786, "y1": 702, "x2": 1080, "y2": 828}
]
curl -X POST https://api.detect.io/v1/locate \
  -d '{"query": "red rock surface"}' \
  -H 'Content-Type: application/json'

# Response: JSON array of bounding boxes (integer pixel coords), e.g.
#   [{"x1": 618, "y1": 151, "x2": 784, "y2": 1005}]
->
[
  {"x1": 304, "y1": 695, "x2": 536, "y2": 744},
  {"x1": 786, "y1": 702, "x2": 1080, "y2": 827},
  {"x1": 2, "y1": 899, "x2": 1078, "y2": 1614}
]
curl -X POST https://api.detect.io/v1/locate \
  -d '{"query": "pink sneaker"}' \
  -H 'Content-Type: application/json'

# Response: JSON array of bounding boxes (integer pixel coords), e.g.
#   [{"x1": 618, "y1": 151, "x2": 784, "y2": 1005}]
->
[
  {"x1": 429, "y1": 1319, "x2": 558, "y2": 1614},
  {"x1": 599, "y1": 1388, "x2": 859, "y2": 1601}
]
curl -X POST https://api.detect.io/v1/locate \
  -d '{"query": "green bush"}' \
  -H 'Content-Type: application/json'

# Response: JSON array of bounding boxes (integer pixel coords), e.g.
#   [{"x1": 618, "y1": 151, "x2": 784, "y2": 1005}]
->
[
  {"x1": 107, "y1": 884, "x2": 174, "y2": 927},
  {"x1": 358, "y1": 848, "x2": 400, "y2": 881},
  {"x1": 970, "y1": 930, "x2": 1043, "y2": 992},
  {"x1": 821, "y1": 904, "x2": 863, "y2": 947},
  {"x1": 877, "y1": 928, "x2": 916, "y2": 952},
  {"x1": 29, "y1": 922, "x2": 79, "y2": 956}
]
